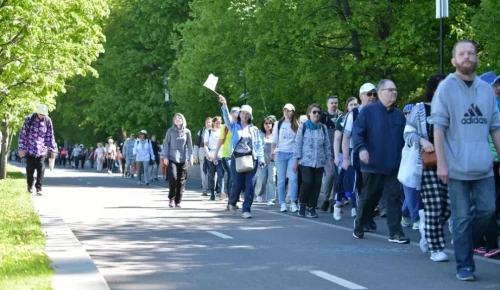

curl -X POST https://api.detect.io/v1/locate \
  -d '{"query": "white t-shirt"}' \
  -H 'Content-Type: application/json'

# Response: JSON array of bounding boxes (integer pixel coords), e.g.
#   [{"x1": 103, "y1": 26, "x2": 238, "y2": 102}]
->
[
  {"x1": 272, "y1": 121, "x2": 296, "y2": 153},
  {"x1": 343, "y1": 106, "x2": 364, "y2": 148},
  {"x1": 204, "y1": 129, "x2": 222, "y2": 158}
]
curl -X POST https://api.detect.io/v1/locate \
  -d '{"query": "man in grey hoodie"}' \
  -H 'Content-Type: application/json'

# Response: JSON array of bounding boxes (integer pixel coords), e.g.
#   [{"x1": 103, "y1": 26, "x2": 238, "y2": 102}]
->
[{"x1": 432, "y1": 40, "x2": 500, "y2": 281}]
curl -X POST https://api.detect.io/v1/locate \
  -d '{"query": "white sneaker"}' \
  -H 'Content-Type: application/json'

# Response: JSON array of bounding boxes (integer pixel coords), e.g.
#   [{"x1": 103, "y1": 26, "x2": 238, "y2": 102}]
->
[
  {"x1": 242, "y1": 212, "x2": 252, "y2": 219},
  {"x1": 333, "y1": 206, "x2": 342, "y2": 221},
  {"x1": 351, "y1": 208, "x2": 357, "y2": 217},
  {"x1": 229, "y1": 205, "x2": 237, "y2": 215},
  {"x1": 418, "y1": 210, "x2": 428, "y2": 253},
  {"x1": 290, "y1": 202, "x2": 298, "y2": 213},
  {"x1": 266, "y1": 201, "x2": 274, "y2": 206},
  {"x1": 280, "y1": 203, "x2": 288, "y2": 212},
  {"x1": 430, "y1": 251, "x2": 449, "y2": 262},
  {"x1": 257, "y1": 196, "x2": 263, "y2": 203}
]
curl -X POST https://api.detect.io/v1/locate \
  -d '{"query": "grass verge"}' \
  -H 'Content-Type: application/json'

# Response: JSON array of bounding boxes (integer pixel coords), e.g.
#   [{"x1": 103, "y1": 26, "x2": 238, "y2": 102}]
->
[{"x1": 0, "y1": 165, "x2": 53, "y2": 290}]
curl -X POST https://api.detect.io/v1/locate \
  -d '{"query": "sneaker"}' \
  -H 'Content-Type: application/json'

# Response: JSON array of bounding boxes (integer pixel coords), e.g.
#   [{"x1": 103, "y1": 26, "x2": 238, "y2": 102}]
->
[
  {"x1": 298, "y1": 204, "x2": 306, "y2": 217},
  {"x1": 419, "y1": 236, "x2": 429, "y2": 253},
  {"x1": 202, "y1": 192, "x2": 208, "y2": 197},
  {"x1": 430, "y1": 251, "x2": 449, "y2": 262},
  {"x1": 412, "y1": 221, "x2": 420, "y2": 230},
  {"x1": 306, "y1": 208, "x2": 318, "y2": 218},
  {"x1": 344, "y1": 199, "x2": 350, "y2": 206},
  {"x1": 169, "y1": 199, "x2": 175, "y2": 208},
  {"x1": 290, "y1": 202, "x2": 298, "y2": 213},
  {"x1": 266, "y1": 201, "x2": 274, "y2": 206},
  {"x1": 36, "y1": 189, "x2": 43, "y2": 196},
  {"x1": 474, "y1": 247, "x2": 487, "y2": 255},
  {"x1": 209, "y1": 195, "x2": 215, "y2": 201},
  {"x1": 353, "y1": 220, "x2": 364, "y2": 239},
  {"x1": 257, "y1": 196, "x2": 263, "y2": 203},
  {"x1": 229, "y1": 205, "x2": 237, "y2": 215},
  {"x1": 175, "y1": 204, "x2": 181, "y2": 208},
  {"x1": 242, "y1": 212, "x2": 252, "y2": 219},
  {"x1": 456, "y1": 268, "x2": 475, "y2": 281},
  {"x1": 388, "y1": 235, "x2": 410, "y2": 244},
  {"x1": 280, "y1": 203, "x2": 288, "y2": 213},
  {"x1": 333, "y1": 205, "x2": 342, "y2": 221},
  {"x1": 484, "y1": 248, "x2": 500, "y2": 258},
  {"x1": 401, "y1": 217, "x2": 410, "y2": 227},
  {"x1": 363, "y1": 224, "x2": 370, "y2": 232},
  {"x1": 351, "y1": 208, "x2": 357, "y2": 217},
  {"x1": 220, "y1": 193, "x2": 227, "y2": 200},
  {"x1": 28, "y1": 187, "x2": 33, "y2": 193}
]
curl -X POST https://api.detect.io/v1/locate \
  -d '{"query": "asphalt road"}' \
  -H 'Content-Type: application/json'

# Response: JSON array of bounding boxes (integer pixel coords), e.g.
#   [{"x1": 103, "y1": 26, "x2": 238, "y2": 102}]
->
[{"x1": 31, "y1": 164, "x2": 500, "y2": 290}]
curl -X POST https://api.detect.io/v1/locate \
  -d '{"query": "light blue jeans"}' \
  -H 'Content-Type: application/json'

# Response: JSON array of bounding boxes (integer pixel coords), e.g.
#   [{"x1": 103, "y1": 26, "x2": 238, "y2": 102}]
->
[
  {"x1": 255, "y1": 161, "x2": 276, "y2": 202},
  {"x1": 276, "y1": 152, "x2": 298, "y2": 204},
  {"x1": 448, "y1": 177, "x2": 496, "y2": 273}
]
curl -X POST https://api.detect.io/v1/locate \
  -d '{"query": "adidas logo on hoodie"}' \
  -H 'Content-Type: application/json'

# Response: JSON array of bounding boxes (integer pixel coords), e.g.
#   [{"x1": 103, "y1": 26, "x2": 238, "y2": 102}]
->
[{"x1": 461, "y1": 104, "x2": 487, "y2": 124}]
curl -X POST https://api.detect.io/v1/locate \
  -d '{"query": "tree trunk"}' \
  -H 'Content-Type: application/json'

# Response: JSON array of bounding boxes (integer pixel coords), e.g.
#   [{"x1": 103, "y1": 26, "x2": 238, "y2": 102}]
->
[{"x1": 0, "y1": 117, "x2": 10, "y2": 179}]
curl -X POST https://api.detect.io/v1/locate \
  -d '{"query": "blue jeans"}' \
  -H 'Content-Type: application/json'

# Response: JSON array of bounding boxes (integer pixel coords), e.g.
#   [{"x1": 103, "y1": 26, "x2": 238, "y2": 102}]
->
[
  {"x1": 276, "y1": 152, "x2": 298, "y2": 204},
  {"x1": 402, "y1": 185, "x2": 421, "y2": 223},
  {"x1": 222, "y1": 157, "x2": 232, "y2": 196},
  {"x1": 229, "y1": 156, "x2": 258, "y2": 213},
  {"x1": 207, "y1": 159, "x2": 224, "y2": 197},
  {"x1": 255, "y1": 161, "x2": 276, "y2": 202},
  {"x1": 448, "y1": 177, "x2": 496, "y2": 273}
]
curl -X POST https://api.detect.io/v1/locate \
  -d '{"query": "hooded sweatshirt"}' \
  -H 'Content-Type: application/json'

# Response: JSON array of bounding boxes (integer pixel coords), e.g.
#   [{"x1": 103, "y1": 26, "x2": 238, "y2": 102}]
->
[
  {"x1": 133, "y1": 138, "x2": 154, "y2": 162},
  {"x1": 431, "y1": 73, "x2": 500, "y2": 180},
  {"x1": 163, "y1": 114, "x2": 193, "y2": 163}
]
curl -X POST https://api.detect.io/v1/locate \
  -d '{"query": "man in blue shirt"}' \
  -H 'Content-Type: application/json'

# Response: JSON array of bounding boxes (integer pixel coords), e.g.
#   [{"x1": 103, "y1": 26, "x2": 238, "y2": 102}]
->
[{"x1": 352, "y1": 79, "x2": 409, "y2": 244}]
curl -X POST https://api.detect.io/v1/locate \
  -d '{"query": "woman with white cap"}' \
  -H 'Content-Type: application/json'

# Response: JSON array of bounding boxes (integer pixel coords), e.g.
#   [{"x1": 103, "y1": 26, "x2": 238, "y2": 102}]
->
[
  {"x1": 219, "y1": 95, "x2": 265, "y2": 218},
  {"x1": 164, "y1": 113, "x2": 193, "y2": 208},
  {"x1": 134, "y1": 130, "x2": 155, "y2": 185},
  {"x1": 271, "y1": 103, "x2": 300, "y2": 213},
  {"x1": 105, "y1": 139, "x2": 117, "y2": 174},
  {"x1": 95, "y1": 143, "x2": 105, "y2": 173}
]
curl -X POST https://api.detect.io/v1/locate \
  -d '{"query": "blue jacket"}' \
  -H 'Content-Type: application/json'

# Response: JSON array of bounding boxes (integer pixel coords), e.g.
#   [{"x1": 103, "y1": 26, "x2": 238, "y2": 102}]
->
[{"x1": 352, "y1": 101, "x2": 405, "y2": 174}]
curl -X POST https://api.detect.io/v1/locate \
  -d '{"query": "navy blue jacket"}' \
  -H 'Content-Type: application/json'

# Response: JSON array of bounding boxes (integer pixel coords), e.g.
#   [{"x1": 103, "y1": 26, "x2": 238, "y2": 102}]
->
[{"x1": 352, "y1": 101, "x2": 405, "y2": 174}]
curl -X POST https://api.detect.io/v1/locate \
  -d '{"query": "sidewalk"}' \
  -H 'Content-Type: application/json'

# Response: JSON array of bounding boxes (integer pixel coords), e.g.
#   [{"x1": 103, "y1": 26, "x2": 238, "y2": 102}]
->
[{"x1": 11, "y1": 163, "x2": 110, "y2": 290}]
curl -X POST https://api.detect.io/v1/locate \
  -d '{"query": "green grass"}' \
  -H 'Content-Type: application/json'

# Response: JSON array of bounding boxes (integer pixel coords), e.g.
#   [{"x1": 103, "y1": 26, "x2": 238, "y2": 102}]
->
[{"x1": 0, "y1": 165, "x2": 53, "y2": 290}]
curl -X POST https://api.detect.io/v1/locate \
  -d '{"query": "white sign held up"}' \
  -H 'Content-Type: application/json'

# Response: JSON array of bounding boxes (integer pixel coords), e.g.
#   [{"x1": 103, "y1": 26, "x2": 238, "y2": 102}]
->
[{"x1": 203, "y1": 74, "x2": 220, "y2": 96}]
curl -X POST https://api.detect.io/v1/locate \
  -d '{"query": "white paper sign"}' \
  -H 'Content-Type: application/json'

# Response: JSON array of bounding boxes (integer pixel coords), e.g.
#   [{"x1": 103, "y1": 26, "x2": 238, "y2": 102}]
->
[
  {"x1": 203, "y1": 74, "x2": 219, "y2": 93},
  {"x1": 436, "y1": 0, "x2": 449, "y2": 18}
]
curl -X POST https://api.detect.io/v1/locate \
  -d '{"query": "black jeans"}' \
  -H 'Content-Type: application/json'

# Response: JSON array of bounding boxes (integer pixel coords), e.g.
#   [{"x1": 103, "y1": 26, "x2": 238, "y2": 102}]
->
[
  {"x1": 26, "y1": 155, "x2": 46, "y2": 191},
  {"x1": 167, "y1": 161, "x2": 187, "y2": 204},
  {"x1": 298, "y1": 166, "x2": 324, "y2": 208},
  {"x1": 355, "y1": 172, "x2": 404, "y2": 236}
]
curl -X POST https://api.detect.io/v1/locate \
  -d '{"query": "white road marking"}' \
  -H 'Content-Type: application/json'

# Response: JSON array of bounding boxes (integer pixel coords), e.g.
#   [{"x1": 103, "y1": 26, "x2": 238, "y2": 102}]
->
[
  {"x1": 206, "y1": 231, "x2": 233, "y2": 239},
  {"x1": 310, "y1": 271, "x2": 367, "y2": 290},
  {"x1": 86, "y1": 182, "x2": 92, "y2": 185},
  {"x1": 97, "y1": 187, "x2": 104, "y2": 189}
]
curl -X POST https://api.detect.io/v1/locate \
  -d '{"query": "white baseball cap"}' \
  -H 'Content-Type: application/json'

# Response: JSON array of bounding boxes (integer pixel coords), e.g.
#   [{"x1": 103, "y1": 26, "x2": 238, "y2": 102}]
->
[
  {"x1": 140, "y1": 129, "x2": 147, "y2": 134},
  {"x1": 359, "y1": 83, "x2": 377, "y2": 94},
  {"x1": 36, "y1": 104, "x2": 49, "y2": 115},
  {"x1": 108, "y1": 139, "x2": 114, "y2": 143},
  {"x1": 240, "y1": 105, "x2": 253, "y2": 117},
  {"x1": 283, "y1": 103, "x2": 295, "y2": 111}
]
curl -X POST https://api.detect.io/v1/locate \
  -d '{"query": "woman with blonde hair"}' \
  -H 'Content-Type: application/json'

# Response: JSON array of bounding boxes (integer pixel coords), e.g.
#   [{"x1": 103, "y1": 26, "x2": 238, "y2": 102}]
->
[
  {"x1": 164, "y1": 113, "x2": 193, "y2": 208},
  {"x1": 95, "y1": 143, "x2": 105, "y2": 173},
  {"x1": 105, "y1": 139, "x2": 117, "y2": 174}
]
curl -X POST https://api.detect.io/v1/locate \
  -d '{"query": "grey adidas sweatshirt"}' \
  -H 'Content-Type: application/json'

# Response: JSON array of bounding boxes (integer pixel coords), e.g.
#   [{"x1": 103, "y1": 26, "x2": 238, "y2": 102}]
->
[
  {"x1": 163, "y1": 126, "x2": 193, "y2": 164},
  {"x1": 431, "y1": 73, "x2": 500, "y2": 180}
]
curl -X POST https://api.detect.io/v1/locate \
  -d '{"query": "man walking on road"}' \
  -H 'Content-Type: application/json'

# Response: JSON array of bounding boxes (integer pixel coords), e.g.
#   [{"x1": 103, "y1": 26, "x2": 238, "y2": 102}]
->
[
  {"x1": 18, "y1": 104, "x2": 57, "y2": 196},
  {"x1": 319, "y1": 95, "x2": 342, "y2": 211},
  {"x1": 123, "y1": 133, "x2": 136, "y2": 178},
  {"x1": 432, "y1": 40, "x2": 500, "y2": 281},
  {"x1": 352, "y1": 80, "x2": 409, "y2": 244}
]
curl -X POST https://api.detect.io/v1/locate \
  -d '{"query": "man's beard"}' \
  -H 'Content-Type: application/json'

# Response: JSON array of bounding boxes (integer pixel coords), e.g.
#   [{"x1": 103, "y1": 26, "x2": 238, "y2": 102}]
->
[{"x1": 455, "y1": 61, "x2": 477, "y2": 75}]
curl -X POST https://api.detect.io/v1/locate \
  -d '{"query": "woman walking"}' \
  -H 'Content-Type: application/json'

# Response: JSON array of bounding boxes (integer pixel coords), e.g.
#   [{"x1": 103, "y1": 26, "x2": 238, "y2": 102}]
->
[
  {"x1": 205, "y1": 116, "x2": 224, "y2": 200},
  {"x1": 134, "y1": 130, "x2": 154, "y2": 185},
  {"x1": 95, "y1": 143, "x2": 105, "y2": 172},
  {"x1": 150, "y1": 135, "x2": 161, "y2": 182},
  {"x1": 255, "y1": 116, "x2": 276, "y2": 206},
  {"x1": 219, "y1": 95, "x2": 264, "y2": 218},
  {"x1": 293, "y1": 104, "x2": 333, "y2": 218},
  {"x1": 271, "y1": 104, "x2": 299, "y2": 213},
  {"x1": 404, "y1": 74, "x2": 450, "y2": 262},
  {"x1": 105, "y1": 139, "x2": 117, "y2": 174},
  {"x1": 164, "y1": 113, "x2": 193, "y2": 208},
  {"x1": 333, "y1": 97, "x2": 359, "y2": 220}
]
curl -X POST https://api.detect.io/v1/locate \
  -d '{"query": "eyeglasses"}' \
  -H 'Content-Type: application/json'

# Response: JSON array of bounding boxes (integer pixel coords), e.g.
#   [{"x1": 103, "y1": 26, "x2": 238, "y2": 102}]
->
[
  {"x1": 311, "y1": 110, "x2": 321, "y2": 115},
  {"x1": 366, "y1": 91, "x2": 377, "y2": 97},
  {"x1": 382, "y1": 88, "x2": 398, "y2": 93}
]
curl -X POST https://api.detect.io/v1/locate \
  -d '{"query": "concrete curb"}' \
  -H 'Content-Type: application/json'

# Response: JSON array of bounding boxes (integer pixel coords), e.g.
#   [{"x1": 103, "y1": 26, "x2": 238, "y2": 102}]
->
[{"x1": 10, "y1": 163, "x2": 110, "y2": 290}]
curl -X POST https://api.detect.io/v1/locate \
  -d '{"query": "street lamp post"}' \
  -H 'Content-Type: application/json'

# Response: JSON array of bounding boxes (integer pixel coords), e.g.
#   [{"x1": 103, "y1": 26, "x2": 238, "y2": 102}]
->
[
  {"x1": 164, "y1": 74, "x2": 170, "y2": 127},
  {"x1": 239, "y1": 70, "x2": 247, "y2": 104}
]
